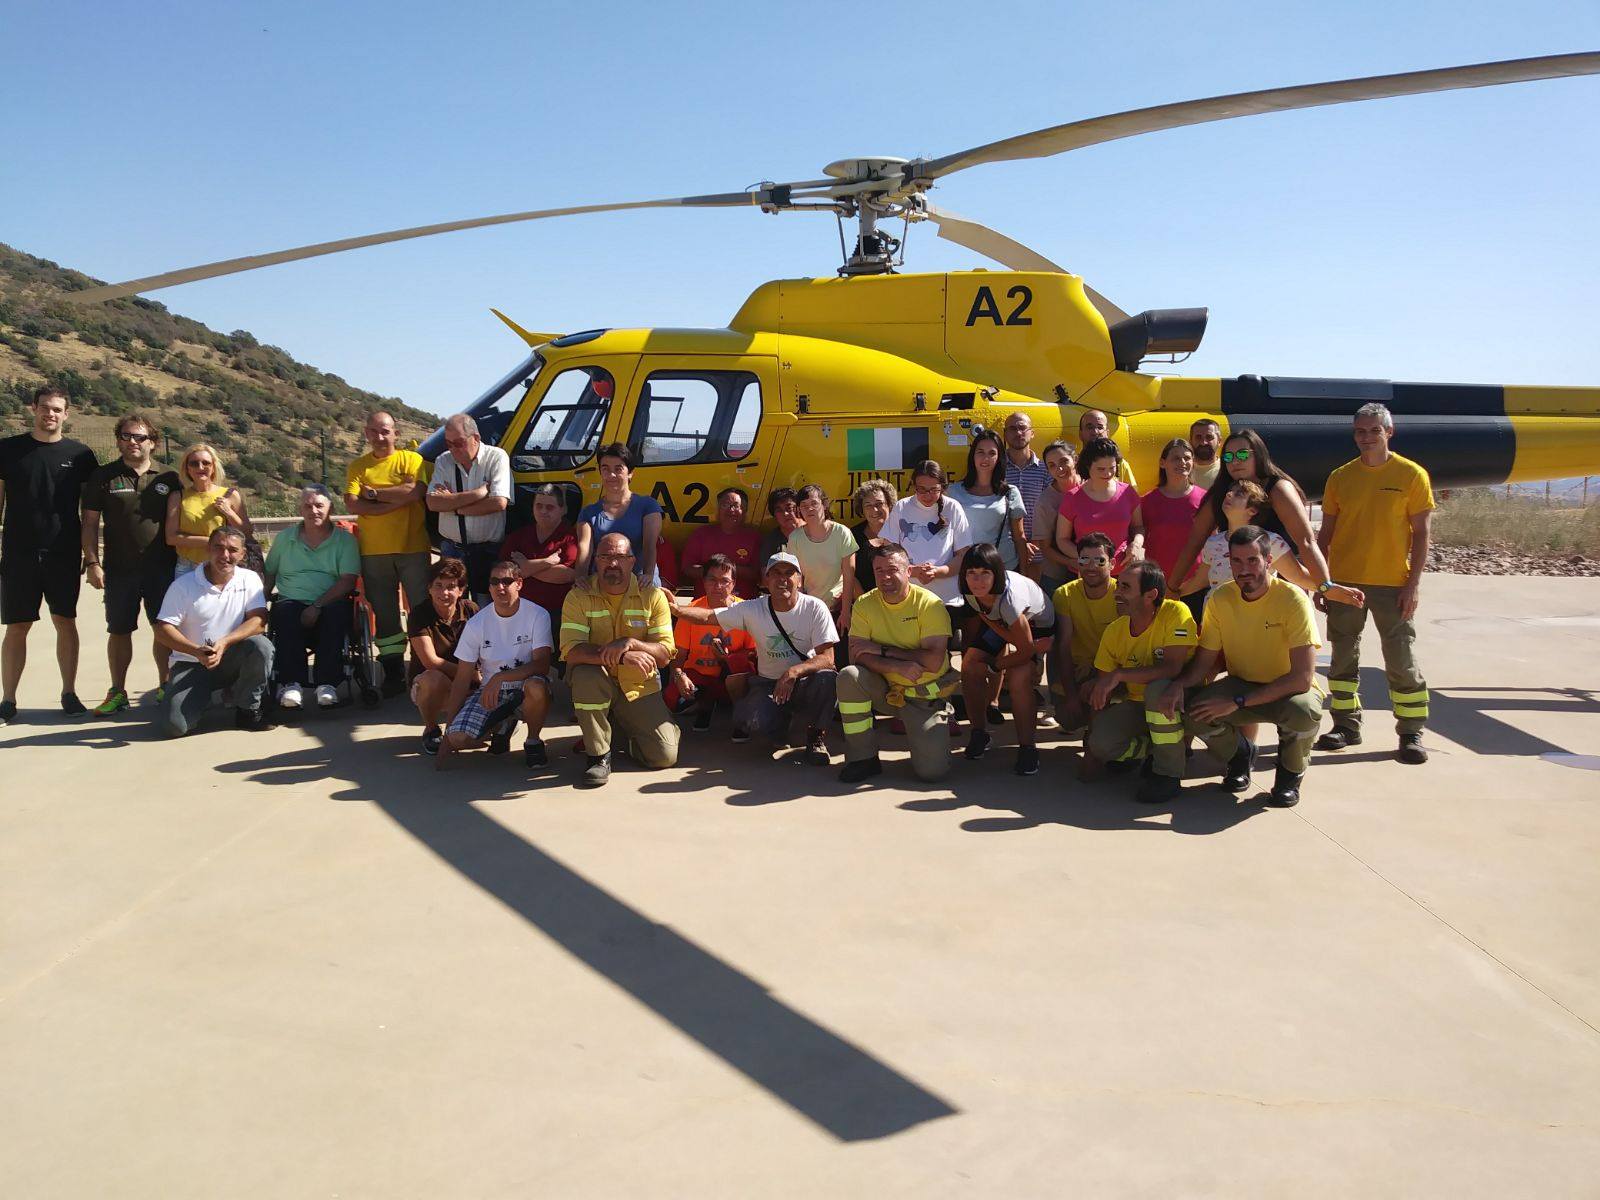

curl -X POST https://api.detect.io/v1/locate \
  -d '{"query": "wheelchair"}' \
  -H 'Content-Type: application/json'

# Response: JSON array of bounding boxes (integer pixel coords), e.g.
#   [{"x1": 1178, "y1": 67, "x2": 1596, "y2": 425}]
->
[{"x1": 264, "y1": 590, "x2": 384, "y2": 715}]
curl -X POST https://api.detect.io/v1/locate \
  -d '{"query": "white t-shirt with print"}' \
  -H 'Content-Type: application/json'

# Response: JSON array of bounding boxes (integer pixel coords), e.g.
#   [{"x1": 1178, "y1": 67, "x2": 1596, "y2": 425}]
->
[
  {"x1": 717, "y1": 593, "x2": 838, "y2": 680},
  {"x1": 885, "y1": 495, "x2": 972, "y2": 602},
  {"x1": 454, "y1": 598, "x2": 552, "y2": 679}
]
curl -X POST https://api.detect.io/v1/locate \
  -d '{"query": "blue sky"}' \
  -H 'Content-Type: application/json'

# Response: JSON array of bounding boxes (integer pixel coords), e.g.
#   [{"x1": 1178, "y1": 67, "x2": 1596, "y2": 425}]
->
[{"x1": 7, "y1": 0, "x2": 1598, "y2": 416}]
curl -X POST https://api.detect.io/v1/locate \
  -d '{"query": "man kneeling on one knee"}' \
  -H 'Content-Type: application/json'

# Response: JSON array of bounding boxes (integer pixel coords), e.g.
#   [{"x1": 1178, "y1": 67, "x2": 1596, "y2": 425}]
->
[
  {"x1": 153, "y1": 526, "x2": 273, "y2": 736},
  {"x1": 1080, "y1": 561, "x2": 1194, "y2": 800},
  {"x1": 837, "y1": 541, "x2": 960, "y2": 785},
  {"x1": 436, "y1": 559, "x2": 552, "y2": 771},
  {"x1": 1150, "y1": 525, "x2": 1327, "y2": 807},
  {"x1": 560, "y1": 532, "x2": 679, "y2": 788}
]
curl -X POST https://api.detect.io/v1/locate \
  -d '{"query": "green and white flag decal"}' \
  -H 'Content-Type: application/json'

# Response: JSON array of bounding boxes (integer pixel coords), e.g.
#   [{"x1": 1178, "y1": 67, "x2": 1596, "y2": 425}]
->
[{"x1": 846, "y1": 427, "x2": 930, "y2": 472}]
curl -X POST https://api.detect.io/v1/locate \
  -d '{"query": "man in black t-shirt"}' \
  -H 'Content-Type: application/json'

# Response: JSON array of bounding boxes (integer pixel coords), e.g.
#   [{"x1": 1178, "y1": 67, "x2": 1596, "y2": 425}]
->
[
  {"x1": 80, "y1": 411, "x2": 181, "y2": 715},
  {"x1": 0, "y1": 386, "x2": 99, "y2": 721}
]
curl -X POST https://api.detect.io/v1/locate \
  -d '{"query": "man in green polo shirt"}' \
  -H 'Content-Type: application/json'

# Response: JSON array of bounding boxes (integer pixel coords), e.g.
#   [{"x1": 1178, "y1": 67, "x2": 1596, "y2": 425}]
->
[
  {"x1": 264, "y1": 485, "x2": 361, "y2": 709},
  {"x1": 80, "y1": 412, "x2": 182, "y2": 714}
]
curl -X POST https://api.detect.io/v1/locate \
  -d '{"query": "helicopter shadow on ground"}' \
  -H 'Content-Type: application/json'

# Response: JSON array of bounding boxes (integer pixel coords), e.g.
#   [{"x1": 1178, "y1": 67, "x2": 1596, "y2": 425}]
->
[{"x1": 210, "y1": 704, "x2": 958, "y2": 1143}]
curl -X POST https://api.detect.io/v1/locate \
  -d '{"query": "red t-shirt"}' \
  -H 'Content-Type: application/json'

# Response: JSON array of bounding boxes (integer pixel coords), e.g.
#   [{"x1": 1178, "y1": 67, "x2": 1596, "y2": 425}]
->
[
  {"x1": 1140, "y1": 485, "x2": 1206, "y2": 582},
  {"x1": 1059, "y1": 481, "x2": 1142, "y2": 572},
  {"x1": 679, "y1": 524, "x2": 763, "y2": 597},
  {"x1": 499, "y1": 522, "x2": 579, "y2": 624}
]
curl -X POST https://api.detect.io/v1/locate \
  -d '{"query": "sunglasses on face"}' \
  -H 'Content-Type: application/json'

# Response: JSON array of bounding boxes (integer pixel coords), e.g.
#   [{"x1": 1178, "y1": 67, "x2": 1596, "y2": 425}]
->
[
  {"x1": 119, "y1": 432, "x2": 155, "y2": 443},
  {"x1": 488, "y1": 577, "x2": 519, "y2": 587},
  {"x1": 1222, "y1": 449, "x2": 1253, "y2": 463}
]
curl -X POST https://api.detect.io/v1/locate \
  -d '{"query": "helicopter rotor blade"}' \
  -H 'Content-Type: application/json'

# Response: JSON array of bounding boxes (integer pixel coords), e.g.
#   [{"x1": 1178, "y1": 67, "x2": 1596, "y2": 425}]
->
[
  {"x1": 920, "y1": 205, "x2": 1129, "y2": 324},
  {"x1": 66, "y1": 190, "x2": 776, "y2": 304},
  {"x1": 913, "y1": 51, "x2": 1600, "y2": 181}
]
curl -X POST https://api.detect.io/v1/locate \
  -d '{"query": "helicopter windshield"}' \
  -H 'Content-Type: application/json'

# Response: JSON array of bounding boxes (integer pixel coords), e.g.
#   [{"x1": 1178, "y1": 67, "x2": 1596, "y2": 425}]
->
[{"x1": 462, "y1": 352, "x2": 543, "y2": 447}]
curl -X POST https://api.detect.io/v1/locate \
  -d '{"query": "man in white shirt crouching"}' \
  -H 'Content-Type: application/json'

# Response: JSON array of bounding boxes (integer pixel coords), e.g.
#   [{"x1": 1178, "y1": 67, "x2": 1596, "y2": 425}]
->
[{"x1": 154, "y1": 526, "x2": 273, "y2": 736}]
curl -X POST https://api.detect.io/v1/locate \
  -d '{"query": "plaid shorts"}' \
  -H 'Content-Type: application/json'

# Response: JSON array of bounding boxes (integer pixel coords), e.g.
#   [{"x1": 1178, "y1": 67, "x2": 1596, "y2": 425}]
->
[{"x1": 448, "y1": 682, "x2": 528, "y2": 739}]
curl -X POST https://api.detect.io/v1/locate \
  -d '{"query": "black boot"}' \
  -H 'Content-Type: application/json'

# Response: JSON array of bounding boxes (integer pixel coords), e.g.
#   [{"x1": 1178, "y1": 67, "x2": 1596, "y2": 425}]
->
[
  {"x1": 380, "y1": 656, "x2": 407, "y2": 698},
  {"x1": 1315, "y1": 725, "x2": 1362, "y2": 751},
  {"x1": 1221, "y1": 736, "x2": 1257, "y2": 792},
  {"x1": 839, "y1": 755, "x2": 883, "y2": 784},
  {"x1": 1267, "y1": 764, "x2": 1304, "y2": 807}
]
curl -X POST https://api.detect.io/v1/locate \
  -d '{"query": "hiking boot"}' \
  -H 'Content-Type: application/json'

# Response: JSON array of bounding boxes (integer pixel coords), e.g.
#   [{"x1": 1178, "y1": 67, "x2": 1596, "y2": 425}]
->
[
  {"x1": 1221, "y1": 736, "x2": 1258, "y2": 792},
  {"x1": 61, "y1": 692, "x2": 87, "y2": 715},
  {"x1": 1315, "y1": 725, "x2": 1362, "y2": 751},
  {"x1": 1014, "y1": 745, "x2": 1040, "y2": 776},
  {"x1": 93, "y1": 688, "x2": 129, "y2": 717},
  {"x1": 839, "y1": 755, "x2": 883, "y2": 784},
  {"x1": 964, "y1": 729, "x2": 993, "y2": 761},
  {"x1": 1136, "y1": 772, "x2": 1182, "y2": 804},
  {"x1": 421, "y1": 725, "x2": 443, "y2": 756},
  {"x1": 579, "y1": 752, "x2": 612, "y2": 788},
  {"x1": 524, "y1": 737, "x2": 548, "y2": 769},
  {"x1": 1267, "y1": 764, "x2": 1304, "y2": 807},
  {"x1": 802, "y1": 727, "x2": 830, "y2": 765},
  {"x1": 1397, "y1": 732, "x2": 1429, "y2": 765}
]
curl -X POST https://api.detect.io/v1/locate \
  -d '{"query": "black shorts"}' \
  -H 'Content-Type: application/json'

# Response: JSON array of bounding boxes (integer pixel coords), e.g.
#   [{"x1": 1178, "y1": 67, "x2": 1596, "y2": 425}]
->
[
  {"x1": 104, "y1": 563, "x2": 177, "y2": 635},
  {"x1": 1, "y1": 552, "x2": 82, "y2": 624}
]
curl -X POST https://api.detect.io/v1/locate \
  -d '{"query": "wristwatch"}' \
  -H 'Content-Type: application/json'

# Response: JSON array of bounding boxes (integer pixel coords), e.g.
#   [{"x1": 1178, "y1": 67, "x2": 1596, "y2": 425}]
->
[
  {"x1": 1316, "y1": 580, "x2": 1333, "y2": 594},
  {"x1": 1232, "y1": 692, "x2": 1248, "y2": 709}
]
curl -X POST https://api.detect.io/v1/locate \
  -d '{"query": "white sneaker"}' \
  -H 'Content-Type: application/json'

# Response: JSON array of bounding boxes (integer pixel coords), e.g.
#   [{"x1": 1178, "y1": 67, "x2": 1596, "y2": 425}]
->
[
  {"x1": 315, "y1": 685, "x2": 339, "y2": 708},
  {"x1": 278, "y1": 684, "x2": 304, "y2": 709}
]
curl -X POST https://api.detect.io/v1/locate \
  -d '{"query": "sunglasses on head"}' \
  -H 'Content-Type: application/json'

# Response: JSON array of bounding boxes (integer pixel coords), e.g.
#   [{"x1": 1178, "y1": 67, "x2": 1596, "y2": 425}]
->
[{"x1": 1222, "y1": 449, "x2": 1253, "y2": 463}]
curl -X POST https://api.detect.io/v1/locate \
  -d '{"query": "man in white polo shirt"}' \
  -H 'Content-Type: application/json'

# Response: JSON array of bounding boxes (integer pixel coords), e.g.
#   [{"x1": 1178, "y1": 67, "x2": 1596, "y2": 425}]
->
[
  {"x1": 154, "y1": 526, "x2": 273, "y2": 737},
  {"x1": 427, "y1": 413, "x2": 512, "y2": 602}
]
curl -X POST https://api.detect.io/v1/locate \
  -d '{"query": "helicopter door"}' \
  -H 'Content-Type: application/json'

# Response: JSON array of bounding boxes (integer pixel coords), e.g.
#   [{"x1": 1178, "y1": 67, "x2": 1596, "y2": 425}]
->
[
  {"x1": 502, "y1": 356, "x2": 638, "y2": 523},
  {"x1": 618, "y1": 357, "x2": 780, "y2": 535}
]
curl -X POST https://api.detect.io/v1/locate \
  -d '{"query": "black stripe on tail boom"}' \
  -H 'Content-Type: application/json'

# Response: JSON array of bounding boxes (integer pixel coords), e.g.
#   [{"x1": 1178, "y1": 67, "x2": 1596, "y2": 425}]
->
[{"x1": 1219, "y1": 376, "x2": 1513, "y2": 497}]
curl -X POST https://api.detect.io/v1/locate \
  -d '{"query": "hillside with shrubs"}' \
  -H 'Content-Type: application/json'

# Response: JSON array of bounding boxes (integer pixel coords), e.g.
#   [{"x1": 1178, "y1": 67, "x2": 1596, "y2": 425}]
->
[{"x1": 0, "y1": 243, "x2": 437, "y2": 510}]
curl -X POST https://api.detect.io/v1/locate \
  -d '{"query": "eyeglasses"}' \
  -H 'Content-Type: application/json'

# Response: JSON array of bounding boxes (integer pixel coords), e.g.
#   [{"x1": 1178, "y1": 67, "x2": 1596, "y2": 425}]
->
[
  {"x1": 488, "y1": 577, "x2": 519, "y2": 587},
  {"x1": 913, "y1": 483, "x2": 941, "y2": 497},
  {"x1": 595, "y1": 553, "x2": 634, "y2": 563},
  {"x1": 1221, "y1": 449, "x2": 1253, "y2": 463},
  {"x1": 118, "y1": 432, "x2": 155, "y2": 443}
]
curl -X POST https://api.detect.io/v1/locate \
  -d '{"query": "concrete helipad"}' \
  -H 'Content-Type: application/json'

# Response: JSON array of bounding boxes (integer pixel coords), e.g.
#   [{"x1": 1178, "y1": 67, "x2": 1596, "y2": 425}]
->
[{"x1": 2, "y1": 574, "x2": 1598, "y2": 1197}]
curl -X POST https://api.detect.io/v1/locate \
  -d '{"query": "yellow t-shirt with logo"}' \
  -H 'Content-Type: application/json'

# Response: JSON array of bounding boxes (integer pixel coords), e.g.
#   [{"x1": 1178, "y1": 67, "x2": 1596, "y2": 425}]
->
[
  {"x1": 344, "y1": 449, "x2": 432, "y2": 557},
  {"x1": 1322, "y1": 452, "x2": 1434, "y2": 588},
  {"x1": 1052, "y1": 579, "x2": 1118, "y2": 672},
  {"x1": 849, "y1": 584, "x2": 951, "y2": 686},
  {"x1": 1200, "y1": 577, "x2": 1321, "y2": 685},
  {"x1": 559, "y1": 577, "x2": 675, "y2": 701},
  {"x1": 1093, "y1": 598, "x2": 1197, "y2": 702}
]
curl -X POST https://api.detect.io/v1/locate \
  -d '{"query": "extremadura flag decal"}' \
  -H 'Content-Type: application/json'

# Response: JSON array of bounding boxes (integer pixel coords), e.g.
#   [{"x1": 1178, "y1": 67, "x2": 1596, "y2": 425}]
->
[{"x1": 846, "y1": 427, "x2": 930, "y2": 472}]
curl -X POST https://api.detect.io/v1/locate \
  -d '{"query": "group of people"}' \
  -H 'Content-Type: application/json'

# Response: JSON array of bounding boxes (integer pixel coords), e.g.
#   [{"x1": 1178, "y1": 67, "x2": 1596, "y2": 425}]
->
[{"x1": 0, "y1": 385, "x2": 1435, "y2": 806}]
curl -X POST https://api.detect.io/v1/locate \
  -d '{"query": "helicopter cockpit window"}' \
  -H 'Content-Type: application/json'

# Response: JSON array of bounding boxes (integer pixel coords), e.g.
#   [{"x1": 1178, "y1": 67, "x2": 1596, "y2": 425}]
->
[
  {"x1": 629, "y1": 370, "x2": 761, "y2": 466},
  {"x1": 512, "y1": 365, "x2": 615, "y2": 471}
]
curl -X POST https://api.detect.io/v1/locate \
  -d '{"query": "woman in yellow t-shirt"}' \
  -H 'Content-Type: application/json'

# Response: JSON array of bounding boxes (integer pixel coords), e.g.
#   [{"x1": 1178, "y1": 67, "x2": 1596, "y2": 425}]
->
[{"x1": 165, "y1": 443, "x2": 253, "y2": 567}]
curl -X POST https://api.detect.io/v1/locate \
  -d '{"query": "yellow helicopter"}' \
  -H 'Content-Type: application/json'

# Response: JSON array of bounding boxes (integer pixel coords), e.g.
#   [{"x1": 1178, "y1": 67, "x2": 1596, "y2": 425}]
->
[{"x1": 73, "y1": 52, "x2": 1600, "y2": 544}]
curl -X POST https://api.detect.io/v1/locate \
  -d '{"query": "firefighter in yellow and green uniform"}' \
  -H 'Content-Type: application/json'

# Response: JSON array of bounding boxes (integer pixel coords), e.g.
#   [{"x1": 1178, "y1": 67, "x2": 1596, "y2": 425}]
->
[
  {"x1": 1080, "y1": 561, "x2": 1196, "y2": 802},
  {"x1": 1315, "y1": 403, "x2": 1434, "y2": 765},
  {"x1": 559, "y1": 532, "x2": 679, "y2": 788},
  {"x1": 836, "y1": 542, "x2": 961, "y2": 784}
]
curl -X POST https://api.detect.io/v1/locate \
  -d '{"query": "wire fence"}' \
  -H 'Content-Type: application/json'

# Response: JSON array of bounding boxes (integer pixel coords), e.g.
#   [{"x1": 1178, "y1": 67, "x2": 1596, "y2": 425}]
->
[{"x1": 1497, "y1": 478, "x2": 1598, "y2": 508}]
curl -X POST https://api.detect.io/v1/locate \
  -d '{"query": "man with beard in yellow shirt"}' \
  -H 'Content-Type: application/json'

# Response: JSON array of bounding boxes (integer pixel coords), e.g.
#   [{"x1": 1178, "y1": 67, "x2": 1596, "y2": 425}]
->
[{"x1": 1152, "y1": 526, "x2": 1327, "y2": 808}]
